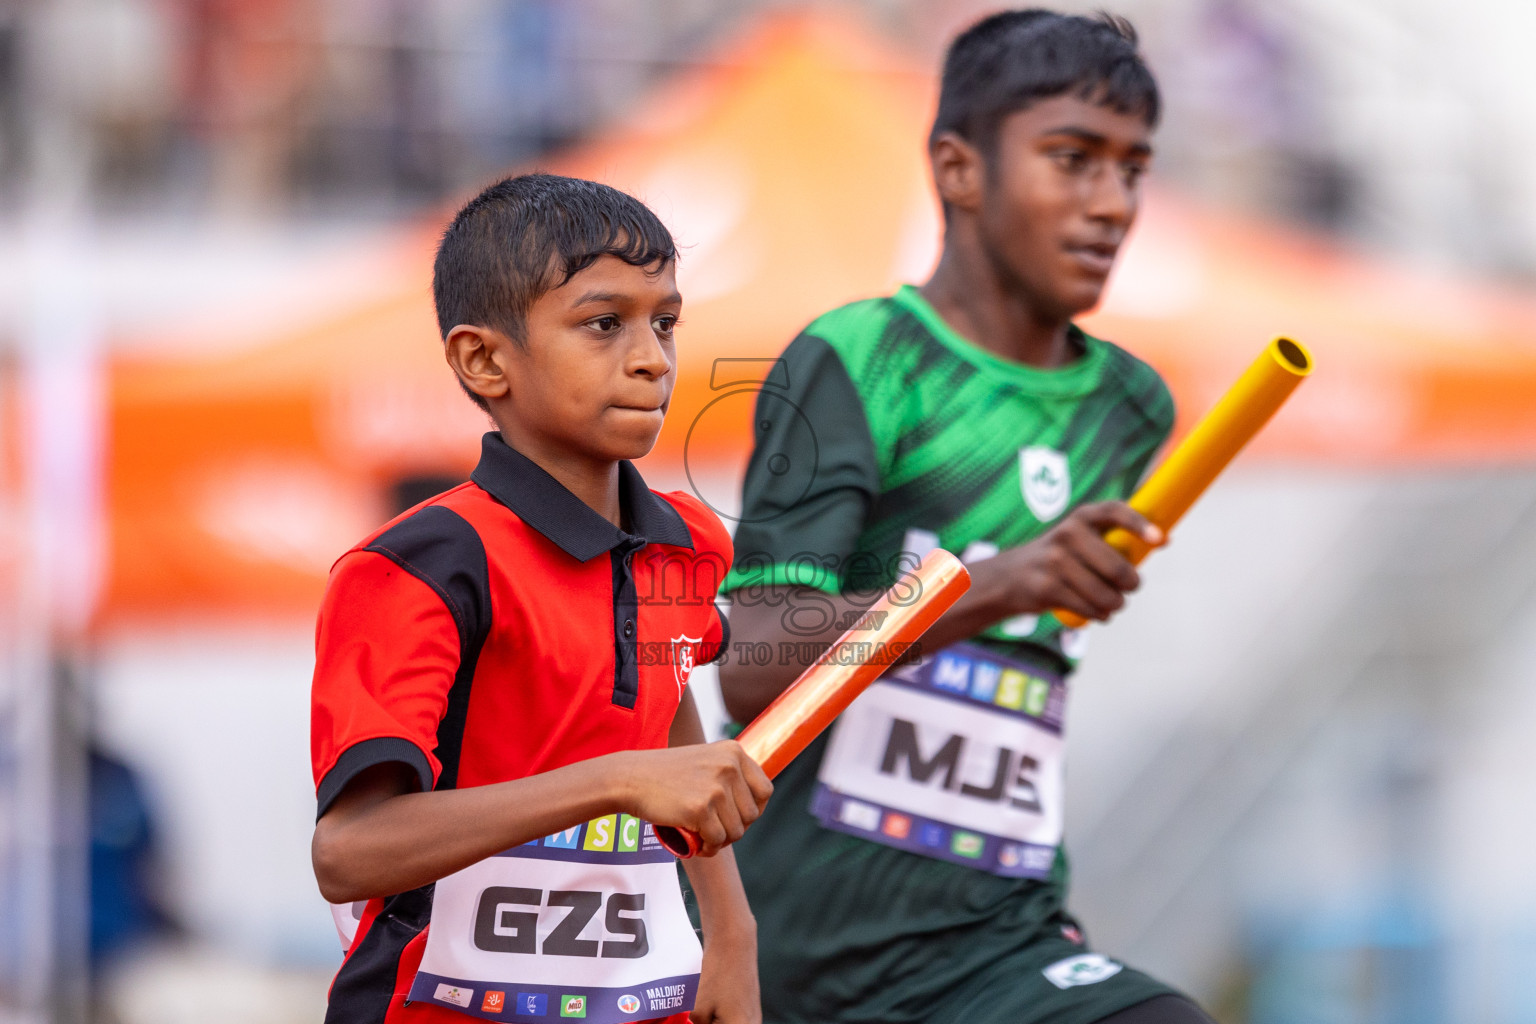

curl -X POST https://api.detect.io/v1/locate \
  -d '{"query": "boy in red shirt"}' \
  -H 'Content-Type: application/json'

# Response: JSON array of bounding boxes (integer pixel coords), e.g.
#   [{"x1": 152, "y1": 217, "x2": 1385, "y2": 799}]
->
[{"x1": 310, "y1": 174, "x2": 772, "y2": 1024}]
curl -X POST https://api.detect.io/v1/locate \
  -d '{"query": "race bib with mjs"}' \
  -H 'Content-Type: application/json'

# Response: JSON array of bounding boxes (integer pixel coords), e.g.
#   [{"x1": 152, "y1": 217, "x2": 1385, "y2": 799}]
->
[
  {"x1": 813, "y1": 642, "x2": 1066, "y2": 878},
  {"x1": 408, "y1": 816, "x2": 701, "y2": 1022}
]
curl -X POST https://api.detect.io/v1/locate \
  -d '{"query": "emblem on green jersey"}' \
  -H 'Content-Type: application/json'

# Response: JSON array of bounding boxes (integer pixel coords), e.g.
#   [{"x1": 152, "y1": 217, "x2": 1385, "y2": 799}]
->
[
  {"x1": 1020, "y1": 446, "x2": 1071, "y2": 522},
  {"x1": 1042, "y1": 953, "x2": 1123, "y2": 989}
]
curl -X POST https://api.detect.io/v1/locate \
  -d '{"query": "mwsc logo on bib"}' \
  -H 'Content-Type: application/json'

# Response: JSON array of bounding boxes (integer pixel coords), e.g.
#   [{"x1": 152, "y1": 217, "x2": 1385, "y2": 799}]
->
[{"x1": 617, "y1": 993, "x2": 642, "y2": 1014}]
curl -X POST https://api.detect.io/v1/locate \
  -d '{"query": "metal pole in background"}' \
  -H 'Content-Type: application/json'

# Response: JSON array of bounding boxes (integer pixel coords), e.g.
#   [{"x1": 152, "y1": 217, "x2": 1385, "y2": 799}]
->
[{"x1": 6, "y1": 2, "x2": 104, "y2": 1021}]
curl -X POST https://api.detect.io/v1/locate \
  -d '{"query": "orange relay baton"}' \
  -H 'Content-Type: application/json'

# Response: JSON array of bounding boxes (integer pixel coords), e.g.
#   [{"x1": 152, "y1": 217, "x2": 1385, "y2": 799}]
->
[
  {"x1": 1054, "y1": 336, "x2": 1313, "y2": 629},
  {"x1": 655, "y1": 548, "x2": 972, "y2": 858}
]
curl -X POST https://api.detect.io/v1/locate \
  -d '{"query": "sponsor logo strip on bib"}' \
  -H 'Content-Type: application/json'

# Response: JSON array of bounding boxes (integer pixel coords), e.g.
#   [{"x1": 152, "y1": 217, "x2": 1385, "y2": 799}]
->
[
  {"x1": 809, "y1": 787, "x2": 1059, "y2": 877},
  {"x1": 415, "y1": 972, "x2": 698, "y2": 1022}
]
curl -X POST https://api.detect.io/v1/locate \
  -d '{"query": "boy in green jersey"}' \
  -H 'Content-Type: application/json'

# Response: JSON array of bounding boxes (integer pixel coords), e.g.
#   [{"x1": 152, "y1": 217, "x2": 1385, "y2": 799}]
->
[{"x1": 717, "y1": 11, "x2": 1216, "y2": 1024}]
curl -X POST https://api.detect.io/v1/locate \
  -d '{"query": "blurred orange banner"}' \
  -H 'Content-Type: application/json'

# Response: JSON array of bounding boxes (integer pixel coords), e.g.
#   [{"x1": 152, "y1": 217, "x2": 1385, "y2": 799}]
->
[{"x1": 103, "y1": 11, "x2": 1536, "y2": 626}]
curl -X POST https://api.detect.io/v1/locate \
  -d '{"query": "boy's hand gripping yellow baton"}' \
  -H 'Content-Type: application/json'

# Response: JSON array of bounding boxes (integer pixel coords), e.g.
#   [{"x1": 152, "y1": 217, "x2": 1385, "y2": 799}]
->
[
  {"x1": 655, "y1": 549, "x2": 971, "y2": 858},
  {"x1": 1053, "y1": 337, "x2": 1313, "y2": 629}
]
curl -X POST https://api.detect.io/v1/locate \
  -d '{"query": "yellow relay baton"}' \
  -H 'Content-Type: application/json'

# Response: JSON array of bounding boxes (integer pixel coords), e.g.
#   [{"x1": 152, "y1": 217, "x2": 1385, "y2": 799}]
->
[{"x1": 1053, "y1": 337, "x2": 1313, "y2": 629}]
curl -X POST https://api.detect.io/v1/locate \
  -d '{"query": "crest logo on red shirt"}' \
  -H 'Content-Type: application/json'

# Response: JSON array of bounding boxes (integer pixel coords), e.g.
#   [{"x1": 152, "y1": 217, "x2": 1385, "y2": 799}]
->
[{"x1": 670, "y1": 634, "x2": 702, "y2": 697}]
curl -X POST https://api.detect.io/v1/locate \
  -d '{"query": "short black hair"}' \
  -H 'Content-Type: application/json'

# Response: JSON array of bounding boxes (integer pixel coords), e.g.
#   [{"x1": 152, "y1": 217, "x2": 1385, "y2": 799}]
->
[
  {"x1": 433, "y1": 173, "x2": 677, "y2": 410},
  {"x1": 931, "y1": 9, "x2": 1160, "y2": 158}
]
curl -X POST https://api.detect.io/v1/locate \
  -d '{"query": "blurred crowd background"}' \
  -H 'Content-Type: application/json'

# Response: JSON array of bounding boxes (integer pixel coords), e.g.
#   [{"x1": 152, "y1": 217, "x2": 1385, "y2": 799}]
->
[{"x1": 3, "y1": 1, "x2": 1536, "y2": 1022}]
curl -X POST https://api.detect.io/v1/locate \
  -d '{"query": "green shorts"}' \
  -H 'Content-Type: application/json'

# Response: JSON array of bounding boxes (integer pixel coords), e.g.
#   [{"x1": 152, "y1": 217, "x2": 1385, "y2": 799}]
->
[
  {"x1": 683, "y1": 735, "x2": 1184, "y2": 1024},
  {"x1": 927, "y1": 925, "x2": 1179, "y2": 1024},
  {"x1": 730, "y1": 902, "x2": 1178, "y2": 1024}
]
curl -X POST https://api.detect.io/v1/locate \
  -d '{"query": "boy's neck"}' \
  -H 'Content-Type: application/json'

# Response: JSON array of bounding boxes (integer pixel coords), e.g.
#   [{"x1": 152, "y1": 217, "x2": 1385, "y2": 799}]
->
[
  {"x1": 918, "y1": 238, "x2": 1078, "y2": 369},
  {"x1": 491, "y1": 420, "x2": 625, "y2": 529}
]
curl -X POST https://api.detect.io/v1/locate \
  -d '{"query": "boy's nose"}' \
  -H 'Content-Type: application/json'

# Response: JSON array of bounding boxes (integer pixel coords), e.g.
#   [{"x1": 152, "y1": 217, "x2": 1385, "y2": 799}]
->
[
  {"x1": 1086, "y1": 167, "x2": 1135, "y2": 225},
  {"x1": 630, "y1": 331, "x2": 674, "y2": 378}
]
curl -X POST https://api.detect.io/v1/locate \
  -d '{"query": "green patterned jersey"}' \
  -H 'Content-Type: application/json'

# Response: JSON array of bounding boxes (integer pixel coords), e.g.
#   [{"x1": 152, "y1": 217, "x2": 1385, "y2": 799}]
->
[
  {"x1": 722, "y1": 283, "x2": 1174, "y2": 667},
  {"x1": 715, "y1": 286, "x2": 1177, "y2": 1024}
]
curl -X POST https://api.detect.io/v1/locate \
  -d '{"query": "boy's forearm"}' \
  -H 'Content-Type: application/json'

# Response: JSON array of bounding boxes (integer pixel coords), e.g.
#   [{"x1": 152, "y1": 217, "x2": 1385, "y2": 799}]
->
[
  {"x1": 319, "y1": 695, "x2": 771, "y2": 903},
  {"x1": 682, "y1": 846, "x2": 756, "y2": 941},
  {"x1": 667, "y1": 688, "x2": 760, "y2": 929},
  {"x1": 719, "y1": 590, "x2": 870, "y2": 721},
  {"x1": 313, "y1": 754, "x2": 636, "y2": 903}
]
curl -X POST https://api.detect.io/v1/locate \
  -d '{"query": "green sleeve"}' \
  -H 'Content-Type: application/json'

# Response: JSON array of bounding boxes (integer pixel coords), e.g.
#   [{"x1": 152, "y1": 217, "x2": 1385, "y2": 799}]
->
[
  {"x1": 1112, "y1": 371, "x2": 1176, "y2": 498},
  {"x1": 721, "y1": 333, "x2": 880, "y2": 597}
]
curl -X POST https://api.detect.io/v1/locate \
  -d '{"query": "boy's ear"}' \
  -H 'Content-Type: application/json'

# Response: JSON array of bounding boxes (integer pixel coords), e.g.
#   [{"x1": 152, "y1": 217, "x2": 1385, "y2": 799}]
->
[
  {"x1": 930, "y1": 130, "x2": 985, "y2": 214},
  {"x1": 443, "y1": 324, "x2": 514, "y2": 403}
]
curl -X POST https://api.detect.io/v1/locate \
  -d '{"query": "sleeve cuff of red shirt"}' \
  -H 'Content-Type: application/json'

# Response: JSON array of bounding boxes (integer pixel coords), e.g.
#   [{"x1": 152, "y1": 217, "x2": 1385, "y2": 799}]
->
[
  {"x1": 316, "y1": 737, "x2": 436, "y2": 820},
  {"x1": 709, "y1": 610, "x2": 731, "y2": 665}
]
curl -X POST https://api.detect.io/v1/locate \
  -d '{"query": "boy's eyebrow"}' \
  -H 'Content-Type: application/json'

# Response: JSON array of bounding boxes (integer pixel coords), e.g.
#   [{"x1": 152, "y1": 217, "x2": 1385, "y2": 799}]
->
[
  {"x1": 1042, "y1": 126, "x2": 1106, "y2": 144},
  {"x1": 1041, "y1": 126, "x2": 1153, "y2": 158},
  {"x1": 569, "y1": 290, "x2": 684, "y2": 307},
  {"x1": 571, "y1": 290, "x2": 626, "y2": 306}
]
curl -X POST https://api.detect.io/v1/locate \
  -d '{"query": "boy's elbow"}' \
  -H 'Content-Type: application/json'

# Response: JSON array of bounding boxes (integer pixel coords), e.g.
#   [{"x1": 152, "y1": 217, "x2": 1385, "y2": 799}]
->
[
  {"x1": 312, "y1": 822, "x2": 365, "y2": 904},
  {"x1": 314, "y1": 870, "x2": 356, "y2": 906},
  {"x1": 717, "y1": 660, "x2": 758, "y2": 724}
]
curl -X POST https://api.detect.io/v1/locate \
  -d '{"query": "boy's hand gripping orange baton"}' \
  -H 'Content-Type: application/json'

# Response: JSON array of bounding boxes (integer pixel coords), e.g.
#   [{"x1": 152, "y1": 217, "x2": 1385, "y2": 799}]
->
[
  {"x1": 1054, "y1": 336, "x2": 1313, "y2": 629},
  {"x1": 655, "y1": 549, "x2": 971, "y2": 858}
]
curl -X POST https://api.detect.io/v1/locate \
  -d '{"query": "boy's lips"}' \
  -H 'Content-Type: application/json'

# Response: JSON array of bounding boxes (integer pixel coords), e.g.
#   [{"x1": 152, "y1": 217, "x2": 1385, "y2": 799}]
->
[{"x1": 1064, "y1": 241, "x2": 1120, "y2": 277}]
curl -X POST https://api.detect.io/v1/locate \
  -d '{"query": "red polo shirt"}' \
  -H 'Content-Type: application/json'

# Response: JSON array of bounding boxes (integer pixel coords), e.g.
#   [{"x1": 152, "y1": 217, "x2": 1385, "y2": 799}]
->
[{"x1": 311, "y1": 432, "x2": 730, "y2": 1024}]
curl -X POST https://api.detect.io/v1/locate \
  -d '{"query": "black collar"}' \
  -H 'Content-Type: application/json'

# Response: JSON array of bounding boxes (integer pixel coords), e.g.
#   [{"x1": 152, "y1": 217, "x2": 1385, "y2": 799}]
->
[{"x1": 470, "y1": 432, "x2": 694, "y2": 562}]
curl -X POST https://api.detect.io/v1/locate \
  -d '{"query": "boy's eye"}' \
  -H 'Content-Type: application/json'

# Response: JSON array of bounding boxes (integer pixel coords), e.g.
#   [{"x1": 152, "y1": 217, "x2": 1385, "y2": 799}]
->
[
  {"x1": 653, "y1": 315, "x2": 678, "y2": 334},
  {"x1": 1122, "y1": 163, "x2": 1147, "y2": 187},
  {"x1": 590, "y1": 315, "x2": 622, "y2": 332},
  {"x1": 1052, "y1": 149, "x2": 1090, "y2": 173}
]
